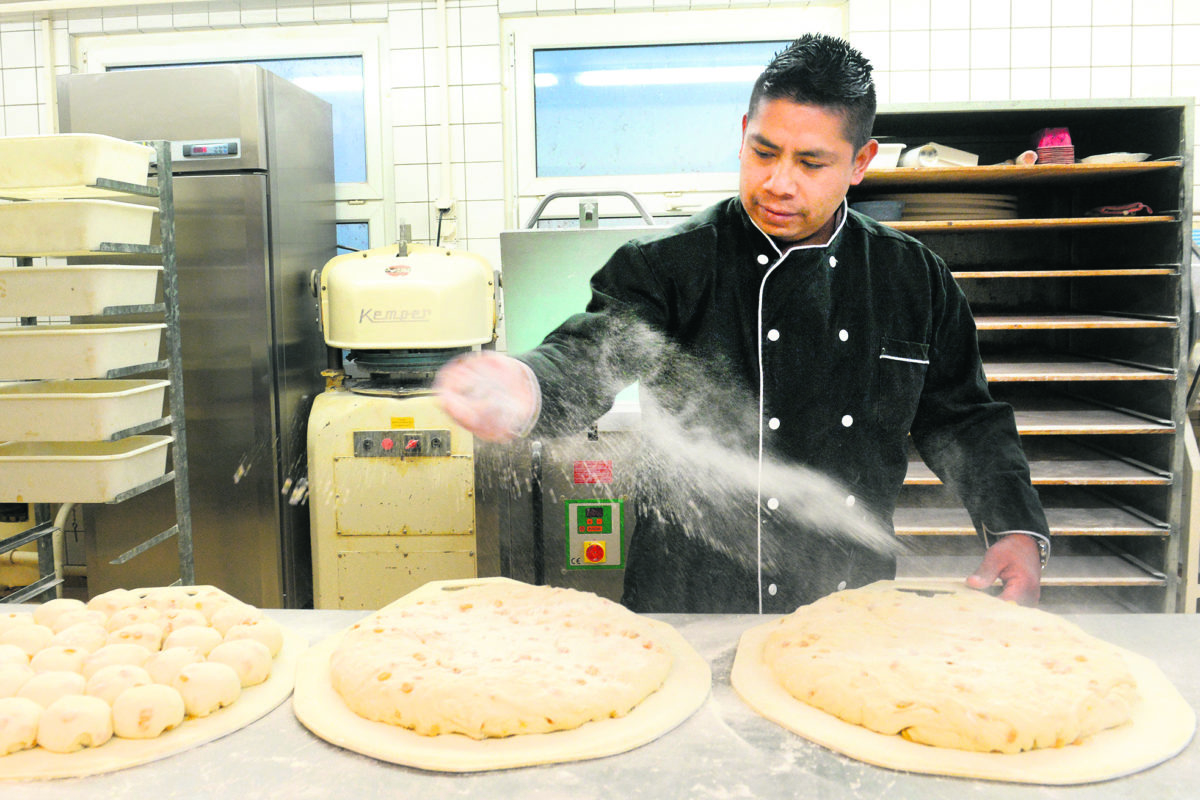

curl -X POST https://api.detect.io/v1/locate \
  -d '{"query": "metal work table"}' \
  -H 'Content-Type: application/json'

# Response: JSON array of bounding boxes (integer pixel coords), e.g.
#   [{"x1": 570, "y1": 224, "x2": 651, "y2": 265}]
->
[{"x1": 13, "y1": 609, "x2": 1200, "y2": 799}]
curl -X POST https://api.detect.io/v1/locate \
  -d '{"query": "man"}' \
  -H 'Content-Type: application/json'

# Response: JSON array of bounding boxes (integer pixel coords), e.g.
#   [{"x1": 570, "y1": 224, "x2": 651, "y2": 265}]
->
[{"x1": 436, "y1": 34, "x2": 1050, "y2": 613}]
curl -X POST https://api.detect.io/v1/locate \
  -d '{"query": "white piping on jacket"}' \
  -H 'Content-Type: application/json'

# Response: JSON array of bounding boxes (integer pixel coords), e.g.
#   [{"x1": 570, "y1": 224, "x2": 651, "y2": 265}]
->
[
  {"x1": 880, "y1": 354, "x2": 930, "y2": 365},
  {"x1": 751, "y1": 199, "x2": 849, "y2": 613}
]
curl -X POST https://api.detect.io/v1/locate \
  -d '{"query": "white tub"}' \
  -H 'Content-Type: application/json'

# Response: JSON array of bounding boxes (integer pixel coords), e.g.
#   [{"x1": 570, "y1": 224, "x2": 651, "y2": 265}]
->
[
  {"x1": 0, "y1": 199, "x2": 157, "y2": 256},
  {"x1": 0, "y1": 134, "x2": 154, "y2": 195},
  {"x1": 0, "y1": 436, "x2": 171, "y2": 503},
  {"x1": 0, "y1": 379, "x2": 169, "y2": 441},
  {"x1": 0, "y1": 265, "x2": 161, "y2": 317},
  {"x1": 0, "y1": 323, "x2": 164, "y2": 380}
]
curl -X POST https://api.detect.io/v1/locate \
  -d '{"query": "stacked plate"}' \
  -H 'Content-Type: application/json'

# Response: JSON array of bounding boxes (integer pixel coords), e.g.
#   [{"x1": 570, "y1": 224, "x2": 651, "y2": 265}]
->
[
  {"x1": 869, "y1": 193, "x2": 1019, "y2": 221},
  {"x1": 1036, "y1": 145, "x2": 1075, "y2": 164}
]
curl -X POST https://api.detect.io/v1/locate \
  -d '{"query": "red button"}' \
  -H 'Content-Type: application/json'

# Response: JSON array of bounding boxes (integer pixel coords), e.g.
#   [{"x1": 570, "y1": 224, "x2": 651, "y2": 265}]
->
[
  {"x1": 584, "y1": 543, "x2": 605, "y2": 563},
  {"x1": 380, "y1": 438, "x2": 394, "y2": 451}
]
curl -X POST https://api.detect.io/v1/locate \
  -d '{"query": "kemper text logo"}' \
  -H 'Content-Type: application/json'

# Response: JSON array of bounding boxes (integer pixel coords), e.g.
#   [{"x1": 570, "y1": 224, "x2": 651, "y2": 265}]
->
[
  {"x1": 385, "y1": 265, "x2": 411, "y2": 276},
  {"x1": 358, "y1": 308, "x2": 433, "y2": 323}
]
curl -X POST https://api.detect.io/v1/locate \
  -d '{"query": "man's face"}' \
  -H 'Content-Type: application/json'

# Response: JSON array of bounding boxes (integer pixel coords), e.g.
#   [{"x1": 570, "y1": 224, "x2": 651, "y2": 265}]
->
[{"x1": 738, "y1": 98, "x2": 877, "y2": 243}]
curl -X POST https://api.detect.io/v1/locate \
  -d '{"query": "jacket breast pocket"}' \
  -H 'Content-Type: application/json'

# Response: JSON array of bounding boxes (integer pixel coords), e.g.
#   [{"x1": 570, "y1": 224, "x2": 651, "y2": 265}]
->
[{"x1": 876, "y1": 337, "x2": 930, "y2": 431}]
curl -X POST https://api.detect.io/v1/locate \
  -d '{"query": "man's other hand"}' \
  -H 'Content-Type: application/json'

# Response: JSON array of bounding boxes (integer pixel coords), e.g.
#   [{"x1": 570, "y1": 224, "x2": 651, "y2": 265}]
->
[
  {"x1": 965, "y1": 533, "x2": 1041, "y2": 606},
  {"x1": 433, "y1": 352, "x2": 539, "y2": 442}
]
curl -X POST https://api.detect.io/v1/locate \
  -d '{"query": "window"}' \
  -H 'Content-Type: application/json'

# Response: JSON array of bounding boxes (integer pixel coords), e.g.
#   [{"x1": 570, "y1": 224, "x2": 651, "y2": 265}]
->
[
  {"x1": 533, "y1": 41, "x2": 789, "y2": 178},
  {"x1": 504, "y1": 6, "x2": 847, "y2": 225},
  {"x1": 77, "y1": 24, "x2": 393, "y2": 248}
]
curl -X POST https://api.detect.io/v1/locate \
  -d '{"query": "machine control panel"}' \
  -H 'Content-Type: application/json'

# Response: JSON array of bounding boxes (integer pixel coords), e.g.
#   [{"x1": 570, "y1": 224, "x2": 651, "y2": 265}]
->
[
  {"x1": 565, "y1": 499, "x2": 623, "y2": 569},
  {"x1": 354, "y1": 429, "x2": 451, "y2": 458}
]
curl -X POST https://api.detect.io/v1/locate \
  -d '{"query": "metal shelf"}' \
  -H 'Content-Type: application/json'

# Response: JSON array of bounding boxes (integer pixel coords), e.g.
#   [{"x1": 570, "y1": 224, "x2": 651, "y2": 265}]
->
[
  {"x1": 888, "y1": 215, "x2": 1176, "y2": 234},
  {"x1": 869, "y1": 101, "x2": 1192, "y2": 611},
  {"x1": 860, "y1": 160, "x2": 1182, "y2": 189},
  {"x1": 894, "y1": 502, "x2": 1168, "y2": 537},
  {"x1": 906, "y1": 439, "x2": 1173, "y2": 486},
  {"x1": 983, "y1": 354, "x2": 1176, "y2": 381},
  {"x1": 975, "y1": 313, "x2": 1178, "y2": 330},
  {"x1": 0, "y1": 139, "x2": 193, "y2": 603}
]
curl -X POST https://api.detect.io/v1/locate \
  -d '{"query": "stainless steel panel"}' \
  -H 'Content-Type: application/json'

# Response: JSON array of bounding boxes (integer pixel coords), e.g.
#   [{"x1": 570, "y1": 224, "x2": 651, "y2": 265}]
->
[
  {"x1": 479, "y1": 435, "x2": 634, "y2": 603},
  {"x1": 57, "y1": 65, "x2": 269, "y2": 172},
  {"x1": 84, "y1": 175, "x2": 320, "y2": 607},
  {"x1": 61, "y1": 65, "x2": 334, "y2": 608},
  {"x1": 499, "y1": 227, "x2": 655, "y2": 354}
]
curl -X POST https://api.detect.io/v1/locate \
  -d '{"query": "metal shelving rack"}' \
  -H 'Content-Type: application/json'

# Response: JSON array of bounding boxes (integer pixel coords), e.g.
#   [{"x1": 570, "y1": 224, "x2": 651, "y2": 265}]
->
[
  {"x1": 854, "y1": 99, "x2": 1193, "y2": 612},
  {"x1": 0, "y1": 140, "x2": 193, "y2": 602}
]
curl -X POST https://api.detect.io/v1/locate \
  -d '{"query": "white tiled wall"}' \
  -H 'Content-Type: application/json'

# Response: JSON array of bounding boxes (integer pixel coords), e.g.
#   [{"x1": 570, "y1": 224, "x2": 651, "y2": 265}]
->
[{"x1": 0, "y1": 0, "x2": 1199, "y2": 264}]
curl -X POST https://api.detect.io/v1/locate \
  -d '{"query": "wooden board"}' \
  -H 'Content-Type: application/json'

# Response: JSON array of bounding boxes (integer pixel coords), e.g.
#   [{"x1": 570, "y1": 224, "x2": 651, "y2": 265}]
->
[
  {"x1": 291, "y1": 577, "x2": 711, "y2": 772},
  {"x1": 731, "y1": 581, "x2": 1195, "y2": 784}
]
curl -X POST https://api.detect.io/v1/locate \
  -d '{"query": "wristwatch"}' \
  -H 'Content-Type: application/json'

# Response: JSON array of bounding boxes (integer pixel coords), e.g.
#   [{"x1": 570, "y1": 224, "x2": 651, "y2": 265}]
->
[{"x1": 984, "y1": 527, "x2": 1051, "y2": 570}]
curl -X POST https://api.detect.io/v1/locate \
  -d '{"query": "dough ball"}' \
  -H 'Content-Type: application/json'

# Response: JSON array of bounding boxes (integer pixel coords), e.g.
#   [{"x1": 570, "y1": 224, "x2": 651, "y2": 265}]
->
[
  {"x1": 207, "y1": 639, "x2": 272, "y2": 688},
  {"x1": 210, "y1": 603, "x2": 263, "y2": 636},
  {"x1": 17, "y1": 670, "x2": 87, "y2": 708},
  {"x1": 108, "y1": 622, "x2": 164, "y2": 653},
  {"x1": 31, "y1": 597, "x2": 85, "y2": 630},
  {"x1": 0, "y1": 643, "x2": 29, "y2": 668},
  {"x1": 111, "y1": 684, "x2": 185, "y2": 739},
  {"x1": 224, "y1": 618, "x2": 283, "y2": 657},
  {"x1": 0, "y1": 696, "x2": 42, "y2": 755},
  {"x1": 36, "y1": 694, "x2": 113, "y2": 753},
  {"x1": 162, "y1": 625, "x2": 222, "y2": 656},
  {"x1": 1, "y1": 623, "x2": 54, "y2": 656},
  {"x1": 0, "y1": 611, "x2": 35, "y2": 635},
  {"x1": 171, "y1": 587, "x2": 236, "y2": 622},
  {"x1": 143, "y1": 586, "x2": 195, "y2": 612},
  {"x1": 85, "y1": 664, "x2": 152, "y2": 707},
  {"x1": 162, "y1": 608, "x2": 209, "y2": 634},
  {"x1": 48, "y1": 608, "x2": 108, "y2": 634},
  {"x1": 105, "y1": 605, "x2": 163, "y2": 633},
  {"x1": 51, "y1": 622, "x2": 109, "y2": 654},
  {"x1": 29, "y1": 645, "x2": 87, "y2": 675},
  {"x1": 82, "y1": 643, "x2": 152, "y2": 679},
  {"x1": 145, "y1": 647, "x2": 204, "y2": 686},
  {"x1": 87, "y1": 588, "x2": 138, "y2": 617},
  {"x1": 0, "y1": 663, "x2": 34, "y2": 699},
  {"x1": 171, "y1": 661, "x2": 241, "y2": 718}
]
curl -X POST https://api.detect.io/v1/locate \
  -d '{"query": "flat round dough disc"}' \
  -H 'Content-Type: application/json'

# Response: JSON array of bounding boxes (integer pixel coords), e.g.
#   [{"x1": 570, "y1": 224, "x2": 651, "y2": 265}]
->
[
  {"x1": 292, "y1": 577, "x2": 711, "y2": 772},
  {"x1": 1, "y1": 594, "x2": 304, "y2": 781},
  {"x1": 731, "y1": 583, "x2": 1196, "y2": 785}
]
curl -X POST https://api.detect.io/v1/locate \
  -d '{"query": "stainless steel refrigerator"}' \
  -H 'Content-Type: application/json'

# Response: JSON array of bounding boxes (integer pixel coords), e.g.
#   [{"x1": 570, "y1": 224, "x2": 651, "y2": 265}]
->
[{"x1": 57, "y1": 64, "x2": 335, "y2": 608}]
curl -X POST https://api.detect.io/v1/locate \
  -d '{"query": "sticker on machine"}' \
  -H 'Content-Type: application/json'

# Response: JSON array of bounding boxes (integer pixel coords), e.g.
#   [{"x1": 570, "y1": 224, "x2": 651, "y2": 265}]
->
[{"x1": 573, "y1": 460, "x2": 613, "y2": 484}]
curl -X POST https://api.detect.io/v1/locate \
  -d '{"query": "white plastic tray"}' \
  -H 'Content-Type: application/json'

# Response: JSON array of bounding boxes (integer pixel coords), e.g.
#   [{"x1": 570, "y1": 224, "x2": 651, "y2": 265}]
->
[
  {"x1": 0, "y1": 265, "x2": 161, "y2": 316},
  {"x1": 0, "y1": 435, "x2": 171, "y2": 503},
  {"x1": 0, "y1": 199, "x2": 157, "y2": 256},
  {"x1": 0, "y1": 323, "x2": 164, "y2": 380},
  {"x1": 0, "y1": 134, "x2": 154, "y2": 197},
  {"x1": 0, "y1": 379, "x2": 169, "y2": 441}
]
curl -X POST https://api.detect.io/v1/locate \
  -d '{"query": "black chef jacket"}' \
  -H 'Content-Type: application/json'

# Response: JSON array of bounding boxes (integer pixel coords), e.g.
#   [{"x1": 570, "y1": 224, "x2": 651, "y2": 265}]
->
[{"x1": 517, "y1": 197, "x2": 1049, "y2": 614}]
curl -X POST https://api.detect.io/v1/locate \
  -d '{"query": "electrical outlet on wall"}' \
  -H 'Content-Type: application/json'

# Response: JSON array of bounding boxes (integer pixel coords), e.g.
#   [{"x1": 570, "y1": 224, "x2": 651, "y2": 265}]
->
[{"x1": 438, "y1": 203, "x2": 458, "y2": 243}]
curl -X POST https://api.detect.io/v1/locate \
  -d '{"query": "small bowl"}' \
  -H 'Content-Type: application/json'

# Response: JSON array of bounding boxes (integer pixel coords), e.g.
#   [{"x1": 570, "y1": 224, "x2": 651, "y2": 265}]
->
[
  {"x1": 850, "y1": 200, "x2": 904, "y2": 222},
  {"x1": 869, "y1": 142, "x2": 906, "y2": 169}
]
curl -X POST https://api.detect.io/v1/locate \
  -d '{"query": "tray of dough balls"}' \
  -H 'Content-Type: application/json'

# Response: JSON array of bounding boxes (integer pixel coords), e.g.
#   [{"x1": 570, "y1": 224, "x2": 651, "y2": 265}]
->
[{"x1": 0, "y1": 585, "x2": 304, "y2": 780}]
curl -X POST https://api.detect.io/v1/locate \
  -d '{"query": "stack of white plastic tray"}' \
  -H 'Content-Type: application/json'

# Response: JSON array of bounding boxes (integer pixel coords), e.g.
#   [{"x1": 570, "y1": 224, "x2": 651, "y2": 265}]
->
[
  {"x1": 0, "y1": 379, "x2": 169, "y2": 441},
  {"x1": 0, "y1": 134, "x2": 155, "y2": 197},
  {"x1": 0, "y1": 265, "x2": 161, "y2": 317},
  {"x1": 0, "y1": 437, "x2": 172, "y2": 503},
  {"x1": 0, "y1": 133, "x2": 170, "y2": 504}
]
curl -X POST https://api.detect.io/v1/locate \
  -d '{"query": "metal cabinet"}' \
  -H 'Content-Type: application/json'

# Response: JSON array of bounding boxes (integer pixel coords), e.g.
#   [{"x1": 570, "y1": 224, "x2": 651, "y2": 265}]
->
[{"x1": 852, "y1": 99, "x2": 1194, "y2": 612}]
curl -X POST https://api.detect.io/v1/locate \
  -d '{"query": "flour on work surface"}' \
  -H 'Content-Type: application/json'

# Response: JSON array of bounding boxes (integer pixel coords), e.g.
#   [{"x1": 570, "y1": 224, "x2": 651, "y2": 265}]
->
[
  {"x1": 762, "y1": 587, "x2": 1138, "y2": 753},
  {"x1": 330, "y1": 583, "x2": 674, "y2": 739}
]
